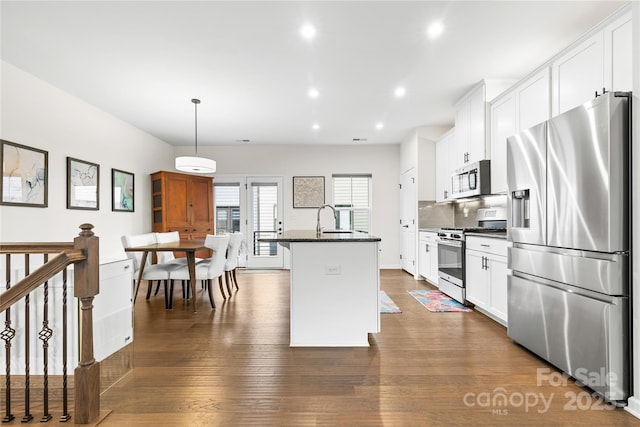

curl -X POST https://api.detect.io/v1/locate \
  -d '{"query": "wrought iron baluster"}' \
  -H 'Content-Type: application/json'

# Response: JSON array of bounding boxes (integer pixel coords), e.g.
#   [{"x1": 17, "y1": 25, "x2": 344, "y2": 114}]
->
[
  {"x1": 39, "y1": 253, "x2": 53, "y2": 422},
  {"x1": 60, "y1": 267, "x2": 71, "y2": 422},
  {"x1": 2, "y1": 254, "x2": 15, "y2": 423},
  {"x1": 22, "y1": 253, "x2": 33, "y2": 423}
]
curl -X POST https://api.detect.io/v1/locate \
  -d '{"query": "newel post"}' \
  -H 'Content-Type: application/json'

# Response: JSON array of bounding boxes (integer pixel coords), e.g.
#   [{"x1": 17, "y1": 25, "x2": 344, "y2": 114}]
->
[{"x1": 73, "y1": 224, "x2": 100, "y2": 424}]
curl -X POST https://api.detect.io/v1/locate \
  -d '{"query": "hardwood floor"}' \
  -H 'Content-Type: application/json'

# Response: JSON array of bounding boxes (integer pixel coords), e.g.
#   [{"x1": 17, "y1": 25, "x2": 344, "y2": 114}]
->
[{"x1": 91, "y1": 269, "x2": 637, "y2": 426}]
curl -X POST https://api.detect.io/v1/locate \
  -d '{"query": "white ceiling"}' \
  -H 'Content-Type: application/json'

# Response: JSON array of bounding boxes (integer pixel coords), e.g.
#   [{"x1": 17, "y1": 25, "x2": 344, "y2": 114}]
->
[{"x1": 0, "y1": 1, "x2": 626, "y2": 146}]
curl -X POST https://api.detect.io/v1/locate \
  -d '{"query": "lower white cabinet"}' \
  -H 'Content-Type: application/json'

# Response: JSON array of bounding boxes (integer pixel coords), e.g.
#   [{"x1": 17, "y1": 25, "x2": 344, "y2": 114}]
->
[
  {"x1": 465, "y1": 236, "x2": 508, "y2": 325},
  {"x1": 418, "y1": 231, "x2": 439, "y2": 286}
]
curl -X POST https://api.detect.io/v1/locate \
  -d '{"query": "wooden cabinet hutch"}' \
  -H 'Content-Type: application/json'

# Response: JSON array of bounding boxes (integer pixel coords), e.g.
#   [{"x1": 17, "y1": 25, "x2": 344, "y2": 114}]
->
[{"x1": 151, "y1": 170, "x2": 214, "y2": 257}]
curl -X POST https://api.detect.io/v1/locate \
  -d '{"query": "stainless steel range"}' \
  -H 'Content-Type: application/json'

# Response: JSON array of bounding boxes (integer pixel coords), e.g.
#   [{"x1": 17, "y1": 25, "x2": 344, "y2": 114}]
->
[{"x1": 436, "y1": 208, "x2": 507, "y2": 304}]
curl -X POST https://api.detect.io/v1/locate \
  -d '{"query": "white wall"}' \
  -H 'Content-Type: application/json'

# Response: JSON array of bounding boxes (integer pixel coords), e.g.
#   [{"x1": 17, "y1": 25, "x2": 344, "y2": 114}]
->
[
  {"x1": 0, "y1": 62, "x2": 175, "y2": 261},
  {"x1": 175, "y1": 144, "x2": 401, "y2": 268}
]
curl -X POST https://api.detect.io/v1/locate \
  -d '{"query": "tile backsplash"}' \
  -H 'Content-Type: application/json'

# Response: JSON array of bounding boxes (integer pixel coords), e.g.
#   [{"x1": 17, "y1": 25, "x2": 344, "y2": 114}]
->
[{"x1": 418, "y1": 195, "x2": 507, "y2": 229}]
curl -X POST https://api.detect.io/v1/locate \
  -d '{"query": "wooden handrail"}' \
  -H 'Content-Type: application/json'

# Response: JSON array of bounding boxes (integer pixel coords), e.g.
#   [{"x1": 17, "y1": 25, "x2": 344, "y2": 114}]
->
[
  {"x1": 0, "y1": 242, "x2": 75, "y2": 254},
  {"x1": 0, "y1": 249, "x2": 85, "y2": 313}
]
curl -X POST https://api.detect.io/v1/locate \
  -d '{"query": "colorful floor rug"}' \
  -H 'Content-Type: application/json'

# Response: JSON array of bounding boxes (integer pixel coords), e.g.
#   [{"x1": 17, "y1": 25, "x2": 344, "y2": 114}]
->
[
  {"x1": 380, "y1": 291, "x2": 402, "y2": 313},
  {"x1": 407, "y1": 289, "x2": 472, "y2": 312}
]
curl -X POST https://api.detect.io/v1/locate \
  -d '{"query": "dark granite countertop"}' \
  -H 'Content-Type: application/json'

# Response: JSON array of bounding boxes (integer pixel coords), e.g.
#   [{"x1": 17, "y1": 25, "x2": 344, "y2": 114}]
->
[{"x1": 259, "y1": 229, "x2": 381, "y2": 243}]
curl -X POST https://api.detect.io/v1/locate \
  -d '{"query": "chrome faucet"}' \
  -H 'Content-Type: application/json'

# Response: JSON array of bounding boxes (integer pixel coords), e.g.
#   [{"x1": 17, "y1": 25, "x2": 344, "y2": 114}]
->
[{"x1": 316, "y1": 204, "x2": 337, "y2": 234}]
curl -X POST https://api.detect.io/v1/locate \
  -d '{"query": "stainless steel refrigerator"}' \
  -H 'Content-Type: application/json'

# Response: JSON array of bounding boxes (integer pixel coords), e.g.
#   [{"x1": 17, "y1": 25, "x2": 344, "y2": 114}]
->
[{"x1": 506, "y1": 92, "x2": 631, "y2": 402}]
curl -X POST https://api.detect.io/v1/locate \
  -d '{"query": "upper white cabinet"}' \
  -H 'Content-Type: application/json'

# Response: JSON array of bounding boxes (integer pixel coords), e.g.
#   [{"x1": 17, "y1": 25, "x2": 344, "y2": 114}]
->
[
  {"x1": 435, "y1": 128, "x2": 454, "y2": 203},
  {"x1": 453, "y1": 83, "x2": 484, "y2": 168},
  {"x1": 453, "y1": 80, "x2": 516, "y2": 171},
  {"x1": 490, "y1": 68, "x2": 550, "y2": 194},
  {"x1": 552, "y1": 9, "x2": 632, "y2": 115}
]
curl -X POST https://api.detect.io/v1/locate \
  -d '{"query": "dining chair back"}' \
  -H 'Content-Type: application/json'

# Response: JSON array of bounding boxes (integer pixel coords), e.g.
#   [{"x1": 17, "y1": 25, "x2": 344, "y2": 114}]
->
[
  {"x1": 155, "y1": 231, "x2": 181, "y2": 263},
  {"x1": 121, "y1": 233, "x2": 157, "y2": 271},
  {"x1": 224, "y1": 232, "x2": 243, "y2": 294},
  {"x1": 169, "y1": 234, "x2": 230, "y2": 309}
]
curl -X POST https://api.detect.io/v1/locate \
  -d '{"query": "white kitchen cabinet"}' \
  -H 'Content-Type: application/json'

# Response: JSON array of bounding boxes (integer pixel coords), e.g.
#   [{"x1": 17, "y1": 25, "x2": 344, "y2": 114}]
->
[
  {"x1": 489, "y1": 93, "x2": 516, "y2": 195},
  {"x1": 453, "y1": 83, "x2": 483, "y2": 167},
  {"x1": 552, "y1": 9, "x2": 632, "y2": 115},
  {"x1": 490, "y1": 67, "x2": 550, "y2": 194},
  {"x1": 453, "y1": 80, "x2": 517, "y2": 172},
  {"x1": 465, "y1": 236, "x2": 508, "y2": 325},
  {"x1": 435, "y1": 128, "x2": 454, "y2": 202},
  {"x1": 418, "y1": 231, "x2": 439, "y2": 286}
]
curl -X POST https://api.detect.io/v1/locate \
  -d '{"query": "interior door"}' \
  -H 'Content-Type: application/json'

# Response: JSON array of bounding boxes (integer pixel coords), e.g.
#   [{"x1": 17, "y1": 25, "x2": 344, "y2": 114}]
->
[
  {"x1": 399, "y1": 169, "x2": 416, "y2": 275},
  {"x1": 247, "y1": 176, "x2": 284, "y2": 269}
]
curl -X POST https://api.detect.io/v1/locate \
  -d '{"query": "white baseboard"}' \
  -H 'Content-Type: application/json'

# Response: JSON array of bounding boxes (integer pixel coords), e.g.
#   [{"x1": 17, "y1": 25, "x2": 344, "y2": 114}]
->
[{"x1": 625, "y1": 396, "x2": 640, "y2": 419}]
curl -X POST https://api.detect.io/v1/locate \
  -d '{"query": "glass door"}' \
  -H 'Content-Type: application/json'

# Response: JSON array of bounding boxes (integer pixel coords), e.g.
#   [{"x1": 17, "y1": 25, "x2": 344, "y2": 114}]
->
[{"x1": 246, "y1": 176, "x2": 284, "y2": 269}]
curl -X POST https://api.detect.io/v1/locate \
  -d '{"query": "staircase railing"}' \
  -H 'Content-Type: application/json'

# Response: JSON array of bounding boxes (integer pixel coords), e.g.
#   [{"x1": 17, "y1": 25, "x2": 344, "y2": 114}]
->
[{"x1": 0, "y1": 223, "x2": 100, "y2": 424}]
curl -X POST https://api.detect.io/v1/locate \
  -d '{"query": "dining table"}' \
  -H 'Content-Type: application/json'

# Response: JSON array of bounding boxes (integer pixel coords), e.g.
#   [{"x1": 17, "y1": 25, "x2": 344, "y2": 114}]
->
[{"x1": 124, "y1": 239, "x2": 207, "y2": 312}]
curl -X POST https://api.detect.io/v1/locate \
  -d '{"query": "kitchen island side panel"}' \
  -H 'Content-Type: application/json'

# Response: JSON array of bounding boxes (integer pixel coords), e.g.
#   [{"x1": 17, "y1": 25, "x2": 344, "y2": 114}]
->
[{"x1": 289, "y1": 241, "x2": 380, "y2": 347}]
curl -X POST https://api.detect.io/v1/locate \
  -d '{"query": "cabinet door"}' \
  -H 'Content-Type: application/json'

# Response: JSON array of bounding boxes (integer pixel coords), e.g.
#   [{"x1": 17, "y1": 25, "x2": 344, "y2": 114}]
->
[
  {"x1": 517, "y1": 67, "x2": 550, "y2": 131},
  {"x1": 418, "y1": 236, "x2": 429, "y2": 279},
  {"x1": 164, "y1": 174, "x2": 190, "y2": 232},
  {"x1": 490, "y1": 93, "x2": 516, "y2": 194},
  {"x1": 427, "y1": 238, "x2": 439, "y2": 285},
  {"x1": 435, "y1": 131, "x2": 452, "y2": 202},
  {"x1": 604, "y1": 11, "x2": 632, "y2": 92},
  {"x1": 488, "y1": 255, "x2": 508, "y2": 323},
  {"x1": 189, "y1": 178, "x2": 213, "y2": 234},
  {"x1": 454, "y1": 101, "x2": 469, "y2": 166},
  {"x1": 465, "y1": 250, "x2": 488, "y2": 307},
  {"x1": 552, "y1": 32, "x2": 604, "y2": 115},
  {"x1": 467, "y1": 85, "x2": 486, "y2": 163}
]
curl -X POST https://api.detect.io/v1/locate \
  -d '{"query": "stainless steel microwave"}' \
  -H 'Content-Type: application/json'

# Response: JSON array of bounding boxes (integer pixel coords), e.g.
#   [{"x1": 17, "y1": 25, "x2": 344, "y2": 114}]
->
[{"x1": 450, "y1": 160, "x2": 491, "y2": 199}]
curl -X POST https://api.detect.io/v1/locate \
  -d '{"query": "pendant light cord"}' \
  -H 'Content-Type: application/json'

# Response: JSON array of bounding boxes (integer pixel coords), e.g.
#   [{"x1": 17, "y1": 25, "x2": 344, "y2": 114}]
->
[{"x1": 192, "y1": 98, "x2": 200, "y2": 155}]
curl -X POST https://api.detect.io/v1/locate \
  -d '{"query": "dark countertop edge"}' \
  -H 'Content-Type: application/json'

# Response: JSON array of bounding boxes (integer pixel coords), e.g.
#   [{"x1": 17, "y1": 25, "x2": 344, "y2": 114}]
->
[
  {"x1": 259, "y1": 230, "x2": 381, "y2": 243},
  {"x1": 465, "y1": 232, "x2": 507, "y2": 240}
]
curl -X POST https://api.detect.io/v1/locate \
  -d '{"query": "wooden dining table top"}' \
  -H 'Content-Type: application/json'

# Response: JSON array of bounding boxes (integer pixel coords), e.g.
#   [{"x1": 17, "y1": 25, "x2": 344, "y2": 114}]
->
[{"x1": 124, "y1": 240, "x2": 206, "y2": 252}]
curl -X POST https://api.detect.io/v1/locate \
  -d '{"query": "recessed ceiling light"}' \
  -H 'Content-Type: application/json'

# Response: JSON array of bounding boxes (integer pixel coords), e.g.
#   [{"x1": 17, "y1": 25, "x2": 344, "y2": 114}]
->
[
  {"x1": 312, "y1": 123, "x2": 320, "y2": 131},
  {"x1": 376, "y1": 123, "x2": 384, "y2": 130},
  {"x1": 308, "y1": 88, "x2": 319, "y2": 98},
  {"x1": 394, "y1": 87, "x2": 406, "y2": 98},
  {"x1": 427, "y1": 21, "x2": 444, "y2": 39},
  {"x1": 300, "y1": 23, "x2": 316, "y2": 40}
]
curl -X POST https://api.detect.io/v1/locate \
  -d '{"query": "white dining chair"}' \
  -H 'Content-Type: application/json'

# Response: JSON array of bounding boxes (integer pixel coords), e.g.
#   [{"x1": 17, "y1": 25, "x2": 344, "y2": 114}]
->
[
  {"x1": 121, "y1": 233, "x2": 180, "y2": 304},
  {"x1": 154, "y1": 231, "x2": 182, "y2": 264},
  {"x1": 224, "y1": 232, "x2": 243, "y2": 296},
  {"x1": 169, "y1": 234, "x2": 230, "y2": 309}
]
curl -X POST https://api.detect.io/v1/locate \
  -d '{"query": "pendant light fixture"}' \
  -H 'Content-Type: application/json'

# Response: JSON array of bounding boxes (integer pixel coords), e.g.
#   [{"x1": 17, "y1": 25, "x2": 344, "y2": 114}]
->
[{"x1": 175, "y1": 98, "x2": 217, "y2": 173}]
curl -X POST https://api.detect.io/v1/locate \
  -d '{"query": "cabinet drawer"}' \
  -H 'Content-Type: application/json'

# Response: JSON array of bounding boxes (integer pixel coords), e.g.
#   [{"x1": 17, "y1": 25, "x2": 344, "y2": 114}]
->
[
  {"x1": 466, "y1": 236, "x2": 508, "y2": 257},
  {"x1": 419, "y1": 231, "x2": 438, "y2": 243}
]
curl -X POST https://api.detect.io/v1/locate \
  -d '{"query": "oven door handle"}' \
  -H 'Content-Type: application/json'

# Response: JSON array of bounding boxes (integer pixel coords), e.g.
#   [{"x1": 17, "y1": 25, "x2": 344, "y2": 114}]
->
[{"x1": 436, "y1": 238, "x2": 463, "y2": 248}]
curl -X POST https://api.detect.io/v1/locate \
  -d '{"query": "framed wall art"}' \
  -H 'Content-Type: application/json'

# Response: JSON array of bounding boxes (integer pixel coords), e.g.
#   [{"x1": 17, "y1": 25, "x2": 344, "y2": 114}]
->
[
  {"x1": 292, "y1": 176, "x2": 325, "y2": 208},
  {"x1": 112, "y1": 168, "x2": 134, "y2": 212},
  {"x1": 0, "y1": 139, "x2": 48, "y2": 207},
  {"x1": 67, "y1": 157, "x2": 99, "y2": 210}
]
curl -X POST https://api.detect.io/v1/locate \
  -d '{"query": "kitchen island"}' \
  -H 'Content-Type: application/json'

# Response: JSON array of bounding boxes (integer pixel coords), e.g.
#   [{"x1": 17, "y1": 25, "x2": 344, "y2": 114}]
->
[{"x1": 261, "y1": 230, "x2": 381, "y2": 347}]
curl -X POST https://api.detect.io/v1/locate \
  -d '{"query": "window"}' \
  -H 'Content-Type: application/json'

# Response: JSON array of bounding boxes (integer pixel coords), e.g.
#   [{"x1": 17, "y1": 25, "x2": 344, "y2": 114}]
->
[
  {"x1": 214, "y1": 183, "x2": 240, "y2": 233},
  {"x1": 332, "y1": 174, "x2": 371, "y2": 232}
]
